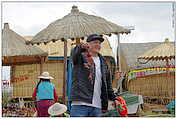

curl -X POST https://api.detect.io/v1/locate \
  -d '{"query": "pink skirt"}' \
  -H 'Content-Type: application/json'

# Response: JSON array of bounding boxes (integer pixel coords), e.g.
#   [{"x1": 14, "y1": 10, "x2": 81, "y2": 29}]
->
[{"x1": 36, "y1": 100, "x2": 55, "y2": 117}]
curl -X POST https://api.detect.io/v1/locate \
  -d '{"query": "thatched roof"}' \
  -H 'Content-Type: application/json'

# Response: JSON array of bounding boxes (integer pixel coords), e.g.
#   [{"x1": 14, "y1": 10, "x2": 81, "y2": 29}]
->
[
  {"x1": 120, "y1": 41, "x2": 175, "y2": 70},
  {"x1": 2, "y1": 23, "x2": 48, "y2": 66},
  {"x1": 29, "y1": 5, "x2": 130, "y2": 45},
  {"x1": 24, "y1": 35, "x2": 114, "y2": 57},
  {"x1": 138, "y1": 38, "x2": 175, "y2": 61}
]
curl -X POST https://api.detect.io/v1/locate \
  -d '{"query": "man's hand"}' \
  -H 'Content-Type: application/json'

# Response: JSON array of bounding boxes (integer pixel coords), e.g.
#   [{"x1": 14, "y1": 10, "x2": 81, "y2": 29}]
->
[
  {"x1": 114, "y1": 100, "x2": 120, "y2": 105},
  {"x1": 81, "y1": 43, "x2": 90, "y2": 49},
  {"x1": 102, "y1": 110, "x2": 108, "y2": 113}
]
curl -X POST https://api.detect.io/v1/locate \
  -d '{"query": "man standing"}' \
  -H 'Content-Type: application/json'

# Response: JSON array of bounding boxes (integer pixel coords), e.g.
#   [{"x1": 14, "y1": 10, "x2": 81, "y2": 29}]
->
[{"x1": 70, "y1": 34, "x2": 117, "y2": 117}]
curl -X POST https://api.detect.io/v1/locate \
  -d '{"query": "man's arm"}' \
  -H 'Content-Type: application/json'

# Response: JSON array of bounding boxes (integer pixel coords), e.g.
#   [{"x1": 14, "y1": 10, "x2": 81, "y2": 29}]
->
[
  {"x1": 71, "y1": 43, "x2": 87, "y2": 65},
  {"x1": 106, "y1": 65, "x2": 117, "y2": 101}
]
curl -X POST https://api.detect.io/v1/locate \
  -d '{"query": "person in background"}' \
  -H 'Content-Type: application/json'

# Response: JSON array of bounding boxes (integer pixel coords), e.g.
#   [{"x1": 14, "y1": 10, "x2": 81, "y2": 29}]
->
[
  {"x1": 70, "y1": 34, "x2": 117, "y2": 117},
  {"x1": 48, "y1": 102, "x2": 70, "y2": 117},
  {"x1": 32, "y1": 72, "x2": 58, "y2": 117}
]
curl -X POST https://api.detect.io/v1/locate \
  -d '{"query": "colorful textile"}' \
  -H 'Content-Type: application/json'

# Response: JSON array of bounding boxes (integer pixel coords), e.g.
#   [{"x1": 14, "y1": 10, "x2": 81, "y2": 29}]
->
[
  {"x1": 36, "y1": 100, "x2": 55, "y2": 117},
  {"x1": 115, "y1": 96, "x2": 128, "y2": 117},
  {"x1": 119, "y1": 92, "x2": 139, "y2": 105}
]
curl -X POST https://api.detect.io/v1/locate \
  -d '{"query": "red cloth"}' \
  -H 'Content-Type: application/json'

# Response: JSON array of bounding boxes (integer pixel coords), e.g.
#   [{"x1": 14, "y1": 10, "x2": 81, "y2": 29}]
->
[
  {"x1": 32, "y1": 88, "x2": 37, "y2": 100},
  {"x1": 32, "y1": 88, "x2": 58, "y2": 102},
  {"x1": 53, "y1": 88, "x2": 58, "y2": 102},
  {"x1": 115, "y1": 96, "x2": 128, "y2": 117}
]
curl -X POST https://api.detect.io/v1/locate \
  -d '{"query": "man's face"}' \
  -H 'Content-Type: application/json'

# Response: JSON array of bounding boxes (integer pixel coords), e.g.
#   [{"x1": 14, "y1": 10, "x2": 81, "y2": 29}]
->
[{"x1": 88, "y1": 40, "x2": 101, "y2": 54}]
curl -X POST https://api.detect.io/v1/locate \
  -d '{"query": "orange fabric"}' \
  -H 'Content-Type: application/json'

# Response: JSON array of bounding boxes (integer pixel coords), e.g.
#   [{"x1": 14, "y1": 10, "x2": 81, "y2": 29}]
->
[
  {"x1": 116, "y1": 96, "x2": 128, "y2": 117},
  {"x1": 117, "y1": 96, "x2": 126, "y2": 104}
]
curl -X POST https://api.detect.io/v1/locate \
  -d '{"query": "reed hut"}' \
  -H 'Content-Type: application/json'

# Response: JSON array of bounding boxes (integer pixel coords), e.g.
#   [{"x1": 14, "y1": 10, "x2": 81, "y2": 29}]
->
[
  {"x1": 115, "y1": 42, "x2": 165, "y2": 91},
  {"x1": 2, "y1": 23, "x2": 47, "y2": 66},
  {"x1": 11, "y1": 60, "x2": 64, "y2": 98},
  {"x1": 121, "y1": 39, "x2": 175, "y2": 104},
  {"x1": 128, "y1": 70, "x2": 175, "y2": 104},
  {"x1": 2, "y1": 23, "x2": 48, "y2": 99}
]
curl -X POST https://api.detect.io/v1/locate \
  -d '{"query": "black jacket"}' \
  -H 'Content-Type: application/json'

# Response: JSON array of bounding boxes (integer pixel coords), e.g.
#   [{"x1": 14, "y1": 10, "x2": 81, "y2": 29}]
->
[{"x1": 70, "y1": 44, "x2": 116, "y2": 110}]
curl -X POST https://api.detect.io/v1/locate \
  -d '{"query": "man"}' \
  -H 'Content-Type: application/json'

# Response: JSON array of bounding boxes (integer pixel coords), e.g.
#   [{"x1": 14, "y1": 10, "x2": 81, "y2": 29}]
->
[{"x1": 70, "y1": 34, "x2": 117, "y2": 117}]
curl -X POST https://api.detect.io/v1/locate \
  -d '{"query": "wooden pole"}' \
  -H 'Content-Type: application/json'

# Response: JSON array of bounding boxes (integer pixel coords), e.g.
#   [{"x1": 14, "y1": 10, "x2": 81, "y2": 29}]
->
[
  {"x1": 116, "y1": 34, "x2": 123, "y2": 93},
  {"x1": 166, "y1": 59, "x2": 170, "y2": 97},
  {"x1": 63, "y1": 39, "x2": 67, "y2": 104},
  {"x1": 40, "y1": 56, "x2": 44, "y2": 74},
  {"x1": 117, "y1": 34, "x2": 121, "y2": 72}
]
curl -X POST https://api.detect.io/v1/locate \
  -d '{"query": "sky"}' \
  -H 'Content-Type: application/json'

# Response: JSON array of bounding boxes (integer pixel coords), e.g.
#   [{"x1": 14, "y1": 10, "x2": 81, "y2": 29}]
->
[
  {"x1": 1, "y1": 1, "x2": 176, "y2": 80},
  {"x1": 2, "y1": 2, "x2": 175, "y2": 42}
]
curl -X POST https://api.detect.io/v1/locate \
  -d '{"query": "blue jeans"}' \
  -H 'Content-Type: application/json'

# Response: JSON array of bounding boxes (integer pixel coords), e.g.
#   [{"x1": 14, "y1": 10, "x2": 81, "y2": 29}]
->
[{"x1": 70, "y1": 105, "x2": 102, "y2": 117}]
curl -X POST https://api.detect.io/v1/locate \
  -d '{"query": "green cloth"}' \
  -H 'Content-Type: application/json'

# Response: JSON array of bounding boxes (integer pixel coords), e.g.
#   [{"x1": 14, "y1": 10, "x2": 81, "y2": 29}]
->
[
  {"x1": 117, "y1": 104, "x2": 124, "y2": 112},
  {"x1": 50, "y1": 113, "x2": 70, "y2": 117},
  {"x1": 63, "y1": 113, "x2": 70, "y2": 117},
  {"x1": 166, "y1": 101, "x2": 175, "y2": 115},
  {"x1": 168, "y1": 107, "x2": 175, "y2": 115},
  {"x1": 119, "y1": 92, "x2": 139, "y2": 105}
]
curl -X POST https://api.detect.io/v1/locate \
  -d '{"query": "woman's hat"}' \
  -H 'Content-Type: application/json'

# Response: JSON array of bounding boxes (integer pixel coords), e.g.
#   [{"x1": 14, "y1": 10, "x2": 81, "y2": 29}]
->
[
  {"x1": 48, "y1": 103, "x2": 67, "y2": 116},
  {"x1": 38, "y1": 72, "x2": 54, "y2": 80}
]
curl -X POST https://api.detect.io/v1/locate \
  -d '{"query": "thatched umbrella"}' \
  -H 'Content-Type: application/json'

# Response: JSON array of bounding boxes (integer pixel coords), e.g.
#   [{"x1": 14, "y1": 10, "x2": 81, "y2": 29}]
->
[
  {"x1": 2, "y1": 23, "x2": 48, "y2": 73},
  {"x1": 29, "y1": 6, "x2": 130, "y2": 44},
  {"x1": 28, "y1": 5, "x2": 130, "y2": 103},
  {"x1": 137, "y1": 38, "x2": 175, "y2": 64}
]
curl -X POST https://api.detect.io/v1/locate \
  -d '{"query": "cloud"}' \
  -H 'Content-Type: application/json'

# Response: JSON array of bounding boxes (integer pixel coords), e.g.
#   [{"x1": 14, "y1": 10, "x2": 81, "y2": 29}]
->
[
  {"x1": 2, "y1": 2, "x2": 99, "y2": 35},
  {"x1": 2, "y1": 1, "x2": 175, "y2": 42}
]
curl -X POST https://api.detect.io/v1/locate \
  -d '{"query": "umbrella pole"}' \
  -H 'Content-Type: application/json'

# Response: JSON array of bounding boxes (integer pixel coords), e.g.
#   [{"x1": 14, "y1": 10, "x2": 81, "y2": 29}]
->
[
  {"x1": 63, "y1": 39, "x2": 67, "y2": 104},
  {"x1": 117, "y1": 34, "x2": 121, "y2": 72},
  {"x1": 40, "y1": 56, "x2": 44, "y2": 74},
  {"x1": 116, "y1": 33, "x2": 123, "y2": 93}
]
